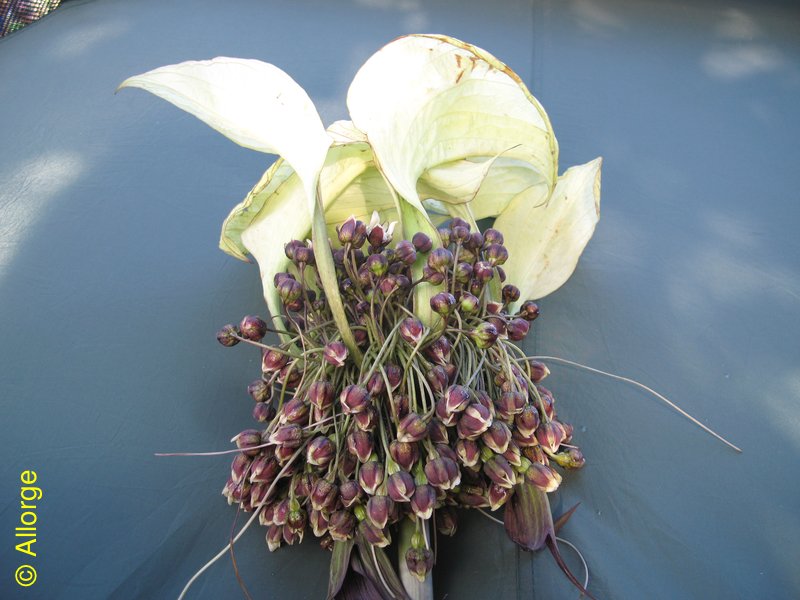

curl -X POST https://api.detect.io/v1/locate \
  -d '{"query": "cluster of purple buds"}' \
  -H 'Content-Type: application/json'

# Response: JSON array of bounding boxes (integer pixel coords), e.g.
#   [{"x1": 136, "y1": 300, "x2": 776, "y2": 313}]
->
[{"x1": 214, "y1": 216, "x2": 584, "y2": 582}]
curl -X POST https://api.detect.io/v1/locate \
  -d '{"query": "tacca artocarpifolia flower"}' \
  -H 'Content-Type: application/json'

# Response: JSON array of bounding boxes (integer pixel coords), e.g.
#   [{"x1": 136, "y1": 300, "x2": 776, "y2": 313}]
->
[{"x1": 119, "y1": 34, "x2": 601, "y2": 344}]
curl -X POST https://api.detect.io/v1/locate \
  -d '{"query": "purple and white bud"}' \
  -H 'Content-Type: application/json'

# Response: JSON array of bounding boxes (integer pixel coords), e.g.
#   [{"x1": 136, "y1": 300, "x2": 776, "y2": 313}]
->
[
  {"x1": 277, "y1": 277, "x2": 303, "y2": 304},
  {"x1": 483, "y1": 228, "x2": 504, "y2": 245},
  {"x1": 216, "y1": 324, "x2": 240, "y2": 347},
  {"x1": 354, "y1": 405, "x2": 378, "y2": 432},
  {"x1": 412, "y1": 232, "x2": 433, "y2": 253},
  {"x1": 366, "y1": 495, "x2": 394, "y2": 529},
  {"x1": 366, "y1": 212, "x2": 396, "y2": 248},
  {"x1": 482, "y1": 421, "x2": 512, "y2": 454},
  {"x1": 515, "y1": 405, "x2": 541, "y2": 438},
  {"x1": 340, "y1": 384, "x2": 371, "y2": 414},
  {"x1": 518, "y1": 300, "x2": 540, "y2": 321},
  {"x1": 525, "y1": 462, "x2": 562, "y2": 492},
  {"x1": 232, "y1": 429, "x2": 263, "y2": 456},
  {"x1": 266, "y1": 523, "x2": 283, "y2": 552},
  {"x1": 457, "y1": 403, "x2": 493, "y2": 440},
  {"x1": 425, "y1": 366, "x2": 449, "y2": 395},
  {"x1": 269, "y1": 424, "x2": 302, "y2": 448},
  {"x1": 390, "y1": 393, "x2": 410, "y2": 420},
  {"x1": 310, "y1": 509, "x2": 329, "y2": 537},
  {"x1": 424, "y1": 336, "x2": 451, "y2": 366},
  {"x1": 387, "y1": 471, "x2": 416, "y2": 503},
  {"x1": 280, "y1": 397, "x2": 309, "y2": 424},
  {"x1": 307, "y1": 380, "x2": 334, "y2": 410},
  {"x1": 410, "y1": 484, "x2": 436, "y2": 519},
  {"x1": 347, "y1": 430, "x2": 373, "y2": 463},
  {"x1": 358, "y1": 461, "x2": 384, "y2": 495},
  {"x1": 501, "y1": 284, "x2": 521, "y2": 304},
  {"x1": 253, "y1": 401, "x2": 276, "y2": 423},
  {"x1": 272, "y1": 498, "x2": 291, "y2": 526},
  {"x1": 307, "y1": 436, "x2": 335, "y2": 466},
  {"x1": 389, "y1": 441, "x2": 419, "y2": 471},
  {"x1": 400, "y1": 317, "x2": 425, "y2": 346},
  {"x1": 430, "y1": 292, "x2": 457, "y2": 316},
  {"x1": 262, "y1": 348, "x2": 289, "y2": 373},
  {"x1": 495, "y1": 390, "x2": 526, "y2": 420},
  {"x1": 536, "y1": 421, "x2": 566, "y2": 453},
  {"x1": 339, "y1": 480, "x2": 363, "y2": 508},
  {"x1": 406, "y1": 547, "x2": 434, "y2": 581},
  {"x1": 328, "y1": 510, "x2": 356, "y2": 542},
  {"x1": 437, "y1": 227, "x2": 452, "y2": 246},
  {"x1": 455, "y1": 438, "x2": 480, "y2": 467},
  {"x1": 473, "y1": 261, "x2": 494, "y2": 283},
  {"x1": 385, "y1": 363, "x2": 402, "y2": 390},
  {"x1": 453, "y1": 261, "x2": 473, "y2": 283},
  {"x1": 359, "y1": 520, "x2": 391, "y2": 548},
  {"x1": 488, "y1": 483, "x2": 512, "y2": 510},
  {"x1": 239, "y1": 315, "x2": 268, "y2": 341},
  {"x1": 249, "y1": 455, "x2": 279, "y2": 483},
  {"x1": 247, "y1": 378, "x2": 272, "y2": 403},
  {"x1": 444, "y1": 385, "x2": 471, "y2": 415},
  {"x1": 424, "y1": 457, "x2": 461, "y2": 490},
  {"x1": 503, "y1": 441, "x2": 523, "y2": 467},
  {"x1": 397, "y1": 412, "x2": 429, "y2": 443},
  {"x1": 310, "y1": 478, "x2": 339, "y2": 511},
  {"x1": 366, "y1": 371, "x2": 386, "y2": 397},
  {"x1": 484, "y1": 454, "x2": 516, "y2": 489},
  {"x1": 506, "y1": 318, "x2": 530, "y2": 341},
  {"x1": 323, "y1": 341, "x2": 348, "y2": 367},
  {"x1": 526, "y1": 360, "x2": 550, "y2": 383},
  {"x1": 428, "y1": 419, "x2": 449, "y2": 444},
  {"x1": 435, "y1": 398, "x2": 458, "y2": 427},
  {"x1": 231, "y1": 454, "x2": 251, "y2": 484}
]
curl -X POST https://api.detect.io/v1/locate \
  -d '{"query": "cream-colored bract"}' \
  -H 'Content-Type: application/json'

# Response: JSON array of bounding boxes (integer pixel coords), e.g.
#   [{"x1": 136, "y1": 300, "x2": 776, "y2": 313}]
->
[{"x1": 120, "y1": 35, "x2": 602, "y2": 325}]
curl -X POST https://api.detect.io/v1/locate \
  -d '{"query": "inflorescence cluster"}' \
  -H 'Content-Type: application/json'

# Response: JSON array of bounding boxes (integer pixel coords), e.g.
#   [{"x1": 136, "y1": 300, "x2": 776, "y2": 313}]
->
[{"x1": 216, "y1": 215, "x2": 585, "y2": 580}]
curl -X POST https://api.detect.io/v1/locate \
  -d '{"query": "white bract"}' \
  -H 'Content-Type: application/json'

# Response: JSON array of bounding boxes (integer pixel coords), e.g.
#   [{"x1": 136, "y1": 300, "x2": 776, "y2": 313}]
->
[{"x1": 119, "y1": 34, "x2": 601, "y2": 331}]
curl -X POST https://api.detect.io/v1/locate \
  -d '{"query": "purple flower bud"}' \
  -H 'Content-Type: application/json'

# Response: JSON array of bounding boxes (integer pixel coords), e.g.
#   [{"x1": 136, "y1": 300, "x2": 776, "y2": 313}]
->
[
  {"x1": 526, "y1": 360, "x2": 550, "y2": 383},
  {"x1": 320, "y1": 341, "x2": 348, "y2": 367},
  {"x1": 357, "y1": 519, "x2": 391, "y2": 548},
  {"x1": 272, "y1": 498, "x2": 291, "y2": 526},
  {"x1": 430, "y1": 292, "x2": 456, "y2": 316},
  {"x1": 437, "y1": 227, "x2": 452, "y2": 246},
  {"x1": 311, "y1": 478, "x2": 339, "y2": 511},
  {"x1": 424, "y1": 336, "x2": 451, "y2": 365},
  {"x1": 400, "y1": 317, "x2": 425, "y2": 346},
  {"x1": 410, "y1": 484, "x2": 436, "y2": 519},
  {"x1": 222, "y1": 477, "x2": 249, "y2": 503},
  {"x1": 358, "y1": 461, "x2": 384, "y2": 495},
  {"x1": 435, "y1": 398, "x2": 458, "y2": 426},
  {"x1": 366, "y1": 371, "x2": 386, "y2": 397},
  {"x1": 266, "y1": 523, "x2": 283, "y2": 551},
  {"x1": 389, "y1": 440, "x2": 419, "y2": 471},
  {"x1": 387, "y1": 471, "x2": 416, "y2": 502},
  {"x1": 307, "y1": 380, "x2": 334, "y2": 410},
  {"x1": 419, "y1": 265, "x2": 443, "y2": 285},
  {"x1": 424, "y1": 456, "x2": 461, "y2": 490},
  {"x1": 385, "y1": 363, "x2": 403, "y2": 390},
  {"x1": 412, "y1": 232, "x2": 432, "y2": 253},
  {"x1": 249, "y1": 455, "x2": 279, "y2": 483},
  {"x1": 280, "y1": 397, "x2": 309, "y2": 424},
  {"x1": 340, "y1": 384, "x2": 371, "y2": 414},
  {"x1": 503, "y1": 441, "x2": 523, "y2": 467},
  {"x1": 339, "y1": 480, "x2": 363, "y2": 507},
  {"x1": 216, "y1": 324, "x2": 240, "y2": 347},
  {"x1": 405, "y1": 547, "x2": 434, "y2": 581},
  {"x1": 284, "y1": 240, "x2": 303, "y2": 261},
  {"x1": 469, "y1": 322, "x2": 498, "y2": 349},
  {"x1": 394, "y1": 240, "x2": 417, "y2": 265},
  {"x1": 536, "y1": 421, "x2": 566, "y2": 453},
  {"x1": 354, "y1": 328, "x2": 368, "y2": 347},
  {"x1": 550, "y1": 447, "x2": 585, "y2": 469},
  {"x1": 273, "y1": 271, "x2": 294, "y2": 287},
  {"x1": 277, "y1": 277, "x2": 303, "y2": 304},
  {"x1": 501, "y1": 284, "x2": 521, "y2": 304},
  {"x1": 444, "y1": 385, "x2": 472, "y2": 415},
  {"x1": 515, "y1": 405, "x2": 541, "y2": 438},
  {"x1": 262, "y1": 348, "x2": 289, "y2": 373},
  {"x1": 484, "y1": 454, "x2": 516, "y2": 488},
  {"x1": 310, "y1": 509, "x2": 329, "y2": 537},
  {"x1": 425, "y1": 365, "x2": 449, "y2": 394},
  {"x1": 268, "y1": 424, "x2": 302, "y2": 448},
  {"x1": 337, "y1": 216, "x2": 367, "y2": 247},
  {"x1": 488, "y1": 483, "x2": 512, "y2": 510},
  {"x1": 347, "y1": 430, "x2": 373, "y2": 463},
  {"x1": 495, "y1": 391, "x2": 526, "y2": 420},
  {"x1": 457, "y1": 403, "x2": 493, "y2": 440},
  {"x1": 366, "y1": 495, "x2": 394, "y2": 529},
  {"x1": 287, "y1": 507, "x2": 307, "y2": 532},
  {"x1": 465, "y1": 230, "x2": 484, "y2": 250},
  {"x1": 561, "y1": 422, "x2": 574, "y2": 443},
  {"x1": 427, "y1": 247, "x2": 453, "y2": 273},
  {"x1": 232, "y1": 429, "x2": 263, "y2": 456},
  {"x1": 436, "y1": 506, "x2": 458, "y2": 536},
  {"x1": 518, "y1": 300, "x2": 540, "y2": 321},
  {"x1": 473, "y1": 261, "x2": 494, "y2": 283},
  {"x1": 328, "y1": 510, "x2": 356, "y2": 541},
  {"x1": 537, "y1": 386, "x2": 557, "y2": 420},
  {"x1": 390, "y1": 393, "x2": 410, "y2": 420},
  {"x1": 231, "y1": 454, "x2": 251, "y2": 484},
  {"x1": 354, "y1": 405, "x2": 378, "y2": 432},
  {"x1": 525, "y1": 462, "x2": 562, "y2": 492},
  {"x1": 484, "y1": 243, "x2": 508, "y2": 266},
  {"x1": 274, "y1": 443, "x2": 299, "y2": 463},
  {"x1": 293, "y1": 472, "x2": 315, "y2": 498},
  {"x1": 397, "y1": 412, "x2": 429, "y2": 443},
  {"x1": 455, "y1": 438, "x2": 480, "y2": 467},
  {"x1": 482, "y1": 228, "x2": 502, "y2": 245},
  {"x1": 487, "y1": 316, "x2": 507, "y2": 339},
  {"x1": 247, "y1": 379, "x2": 271, "y2": 404},
  {"x1": 307, "y1": 436, "x2": 335, "y2": 466},
  {"x1": 249, "y1": 482, "x2": 273, "y2": 510},
  {"x1": 239, "y1": 315, "x2": 268, "y2": 341},
  {"x1": 452, "y1": 223, "x2": 470, "y2": 243},
  {"x1": 428, "y1": 419, "x2": 449, "y2": 444},
  {"x1": 482, "y1": 421, "x2": 512, "y2": 454},
  {"x1": 506, "y1": 318, "x2": 530, "y2": 342}
]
